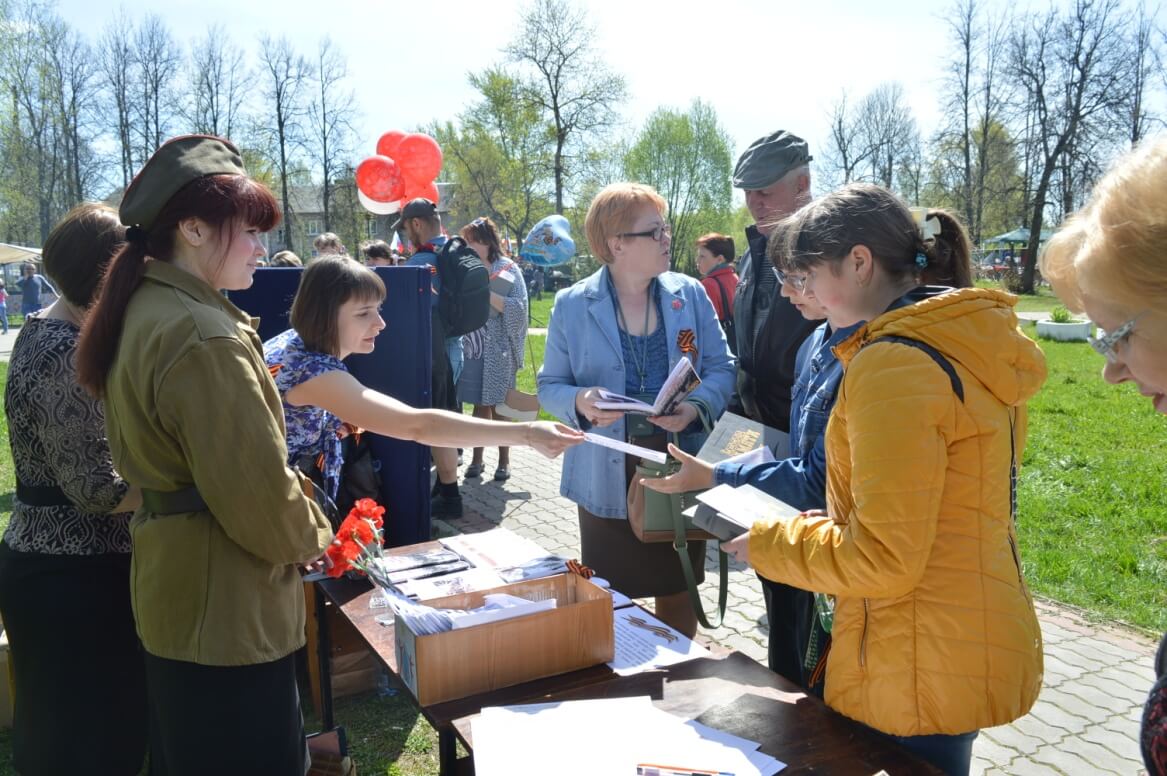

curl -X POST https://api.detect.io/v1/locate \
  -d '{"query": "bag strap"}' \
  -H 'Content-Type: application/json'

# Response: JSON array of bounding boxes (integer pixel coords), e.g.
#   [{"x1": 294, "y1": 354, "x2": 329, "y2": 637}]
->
[
  {"x1": 664, "y1": 413, "x2": 727, "y2": 629},
  {"x1": 673, "y1": 511, "x2": 729, "y2": 629}
]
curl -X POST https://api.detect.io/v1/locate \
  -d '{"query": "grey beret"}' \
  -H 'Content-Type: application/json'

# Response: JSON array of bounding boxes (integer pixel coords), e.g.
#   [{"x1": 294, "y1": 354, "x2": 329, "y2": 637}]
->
[
  {"x1": 733, "y1": 130, "x2": 812, "y2": 190},
  {"x1": 120, "y1": 135, "x2": 247, "y2": 231}
]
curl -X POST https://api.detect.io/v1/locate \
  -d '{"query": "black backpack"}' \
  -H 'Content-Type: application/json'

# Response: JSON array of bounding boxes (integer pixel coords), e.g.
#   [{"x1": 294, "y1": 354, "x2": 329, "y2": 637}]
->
[{"x1": 436, "y1": 237, "x2": 490, "y2": 336}]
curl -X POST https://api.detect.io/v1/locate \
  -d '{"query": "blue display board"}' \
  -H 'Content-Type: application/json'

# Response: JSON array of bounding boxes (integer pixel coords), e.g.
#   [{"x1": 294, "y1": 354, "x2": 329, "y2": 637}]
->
[{"x1": 230, "y1": 265, "x2": 434, "y2": 546}]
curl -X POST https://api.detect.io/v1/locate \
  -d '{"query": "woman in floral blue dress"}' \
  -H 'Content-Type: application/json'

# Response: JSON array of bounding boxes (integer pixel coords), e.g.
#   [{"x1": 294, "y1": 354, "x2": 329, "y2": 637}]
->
[{"x1": 264, "y1": 255, "x2": 581, "y2": 508}]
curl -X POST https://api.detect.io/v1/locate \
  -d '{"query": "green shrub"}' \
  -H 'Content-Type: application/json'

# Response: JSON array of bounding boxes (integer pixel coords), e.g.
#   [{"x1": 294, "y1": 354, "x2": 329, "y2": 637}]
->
[{"x1": 1049, "y1": 305, "x2": 1073, "y2": 323}]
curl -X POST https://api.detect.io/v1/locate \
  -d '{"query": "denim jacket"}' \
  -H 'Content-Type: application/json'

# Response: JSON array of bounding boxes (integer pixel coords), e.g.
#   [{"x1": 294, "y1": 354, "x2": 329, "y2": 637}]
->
[
  {"x1": 715, "y1": 320, "x2": 862, "y2": 510},
  {"x1": 538, "y1": 266, "x2": 736, "y2": 518}
]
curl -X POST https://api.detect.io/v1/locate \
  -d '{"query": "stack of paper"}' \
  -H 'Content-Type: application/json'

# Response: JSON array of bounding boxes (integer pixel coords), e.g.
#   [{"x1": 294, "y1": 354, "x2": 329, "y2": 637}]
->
[
  {"x1": 609, "y1": 608, "x2": 711, "y2": 676},
  {"x1": 684, "y1": 483, "x2": 803, "y2": 542},
  {"x1": 472, "y1": 696, "x2": 786, "y2": 775}
]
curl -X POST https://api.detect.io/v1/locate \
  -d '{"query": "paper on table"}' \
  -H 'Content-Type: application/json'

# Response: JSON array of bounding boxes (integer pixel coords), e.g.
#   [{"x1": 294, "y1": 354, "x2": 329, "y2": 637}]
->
[
  {"x1": 583, "y1": 432, "x2": 668, "y2": 464},
  {"x1": 396, "y1": 567, "x2": 506, "y2": 600},
  {"x1": 609, "y1": 607, "x2": 711, "y2": 676},
  {"x1": 472, "y1": 697, "x2": 779, "y2": 776},
  {"x1": 440, "y1": 528, "x2": 551, "y2": 571}
]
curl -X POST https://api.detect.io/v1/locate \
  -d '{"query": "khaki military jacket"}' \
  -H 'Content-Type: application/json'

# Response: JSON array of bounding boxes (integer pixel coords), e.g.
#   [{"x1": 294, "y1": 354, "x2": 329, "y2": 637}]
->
[{"x1": 104, "y1": 260, "x2": 333, "y2": 666}]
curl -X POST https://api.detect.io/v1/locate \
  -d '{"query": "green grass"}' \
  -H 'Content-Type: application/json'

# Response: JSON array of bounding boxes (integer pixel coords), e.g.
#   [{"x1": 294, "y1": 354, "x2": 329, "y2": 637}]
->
[
  {"x1": 975, "y1": 279, "x2": 1063, "y2": 314},
  {"x1": 527, "y1": 295, "x2": 554, "y2": 328},
  {"x1": 1017, "y1": 322, "x2": 1167, "y2": 632}
]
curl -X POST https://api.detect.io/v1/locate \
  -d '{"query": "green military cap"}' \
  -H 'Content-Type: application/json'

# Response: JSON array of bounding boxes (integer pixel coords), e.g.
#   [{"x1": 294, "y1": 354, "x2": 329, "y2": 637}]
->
[
  {"x1": 120, "y1": 135, "x2": 248, "y2": 232},
  {"x1": 732, "y1": 130, "x2": 812, "y2": 191}
]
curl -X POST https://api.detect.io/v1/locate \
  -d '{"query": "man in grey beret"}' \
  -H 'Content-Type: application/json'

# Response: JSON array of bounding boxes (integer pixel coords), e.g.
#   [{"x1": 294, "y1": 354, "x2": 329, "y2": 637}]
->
[
  {"x1": 731, "y1": 130, "x2": 817, "y2": 428},
  {"x1": 730, "y1": 130, "x2": 822, "y2": 689}
]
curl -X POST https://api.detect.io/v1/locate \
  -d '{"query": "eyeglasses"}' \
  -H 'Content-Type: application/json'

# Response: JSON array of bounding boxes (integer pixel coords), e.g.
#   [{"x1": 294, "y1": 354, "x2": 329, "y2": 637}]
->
[
  {"x1": 619, "y1": 224, "x2": 671, "y2": 242},
  {"x1": 1088, "y1": 313, "x2": 1141, "y2": 363},
  {"x1": 776, "y1": 269, "x2": 813, "y2": 293}
]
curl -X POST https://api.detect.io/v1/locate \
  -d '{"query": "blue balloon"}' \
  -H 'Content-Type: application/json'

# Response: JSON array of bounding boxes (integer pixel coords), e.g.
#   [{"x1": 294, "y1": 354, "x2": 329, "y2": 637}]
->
[{"x1": 519, "y1": 214, "x2": 575, "y2": 267}]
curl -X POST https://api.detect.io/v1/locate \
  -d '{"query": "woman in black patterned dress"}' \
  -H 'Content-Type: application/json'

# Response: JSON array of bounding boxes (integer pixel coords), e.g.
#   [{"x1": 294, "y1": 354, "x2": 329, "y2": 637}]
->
[{"x1": 0, "y1": 204, "x2": 146, "y2": 774}]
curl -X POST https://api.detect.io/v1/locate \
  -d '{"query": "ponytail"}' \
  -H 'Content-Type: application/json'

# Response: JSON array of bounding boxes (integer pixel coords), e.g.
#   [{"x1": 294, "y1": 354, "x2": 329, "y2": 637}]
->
[
  {"x1": 919, "y1": 210, "x2": 973, "y2": 289},
  {"x1": 76, "y1": 242, "x2": 150, "y2": 396}
]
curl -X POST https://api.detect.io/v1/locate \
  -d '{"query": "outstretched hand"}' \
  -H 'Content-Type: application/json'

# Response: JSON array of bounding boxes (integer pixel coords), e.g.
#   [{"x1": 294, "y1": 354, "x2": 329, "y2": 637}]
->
[
  {"x1": 639, "y1": 442, "x2": 715, "y2": 494},
  {"x1": 526, "y1": 421, "x2": 585, "y2": 458},
  {"x1": 574, "y1": 387, "x2": 623, "y2": 428}
]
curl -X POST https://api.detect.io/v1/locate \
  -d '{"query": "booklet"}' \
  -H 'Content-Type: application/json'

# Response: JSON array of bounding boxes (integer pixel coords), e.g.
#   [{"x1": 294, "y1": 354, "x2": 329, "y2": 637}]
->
[
  {"x1": 683, "y1": 483, "x2": 802, "y2": 542},
  {"x1": 695, "y1": 411, "x2": 790, "y2": 464},
  {"x1": 594, "y1": 358, "x2": 701, "y2": 415},
  {"x1": 488, "y1": 269, "x2": 516, "y2": 316},
  {"x1": 372, "y1": 548, "x2": 464, "y2": 574}
]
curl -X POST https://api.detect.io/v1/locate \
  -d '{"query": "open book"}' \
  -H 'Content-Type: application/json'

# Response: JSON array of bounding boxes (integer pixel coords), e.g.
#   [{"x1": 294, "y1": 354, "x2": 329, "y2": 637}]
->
[
  {"x1": 594, "y1": 358, "x2": 701, "y2": 415},
  {"x1": 682, "y1": 483, "x2": 802, "y2": 542}
]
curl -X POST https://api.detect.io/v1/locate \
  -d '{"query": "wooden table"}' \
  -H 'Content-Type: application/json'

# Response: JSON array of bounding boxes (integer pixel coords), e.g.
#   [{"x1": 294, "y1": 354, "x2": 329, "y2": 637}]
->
[{"x1": 314, "y1": 542, "x2": 942, "y2": 775}]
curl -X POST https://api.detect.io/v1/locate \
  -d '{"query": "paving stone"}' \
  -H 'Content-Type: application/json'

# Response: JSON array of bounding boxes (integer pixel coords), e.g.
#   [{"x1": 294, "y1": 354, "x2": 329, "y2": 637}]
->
[
  {"x1": 1061, "y1": 638, "x2": 1146, "y2": 669},
  {"x1": 1029, "y1": 744, "x2": 1106, "y2": 774},
  {"x1": 1072, "y1": 724, "x2": 1143, "y2": 768},
  {"x1": 1002, "y1": 758, "x2": 1061, "y2": 775},
  {"x1": 972, "y1": 733, "x2": 1020, "y2": 765},
  {"x1": 1076, "y1": 667, "x2": 1154, "y2": 707},
  {"x1": 981, "y1": 723, "x2": 1046, "y2": 755},
  {"x1": 1060, "y1": 735, "x2": 1140, "y2": 772},
  {"x1": 1027, "y1": 698, "x2": 1095, "y2": 731},
  {"x1": 1057, "y1": 681, "x2": 1140, "y2": 717},
  {"x1": 1041, "y1": 653, "x2": 1089, "y2": 681}
]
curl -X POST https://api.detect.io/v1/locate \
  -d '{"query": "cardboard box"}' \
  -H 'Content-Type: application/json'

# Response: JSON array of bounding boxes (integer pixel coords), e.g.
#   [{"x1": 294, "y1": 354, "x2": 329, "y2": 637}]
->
[{"x1": 394, "y1": 573, "x2": 614, "y2": 706}]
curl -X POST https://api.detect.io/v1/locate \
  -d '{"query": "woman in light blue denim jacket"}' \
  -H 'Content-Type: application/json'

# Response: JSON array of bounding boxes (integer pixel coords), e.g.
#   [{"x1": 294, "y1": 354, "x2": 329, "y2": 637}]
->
[{"x1": 537, "y1": 183, "x2": 735, "y2": 636}]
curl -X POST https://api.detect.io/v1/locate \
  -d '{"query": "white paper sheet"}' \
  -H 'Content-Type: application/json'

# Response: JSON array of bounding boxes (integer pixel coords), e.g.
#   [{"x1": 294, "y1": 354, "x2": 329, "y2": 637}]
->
[
  {"x1": 440, "y1": 528, "x2": 551, "y2": 570},
  {"x1": 472, "y1": 696, "x2": 786, "y2": 776},
  {"x1": 608, "y1": 608, "x2": 711, "y2": 676},
  {"x1": 583, "y1": 432, "x2": 668, "y2": 463}
]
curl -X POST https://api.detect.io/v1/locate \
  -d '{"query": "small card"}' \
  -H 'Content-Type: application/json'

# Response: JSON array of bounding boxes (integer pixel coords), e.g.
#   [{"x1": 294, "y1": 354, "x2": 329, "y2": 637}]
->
[{"x1": 583, "y1": 432, "x2": 667, "y2": 464}]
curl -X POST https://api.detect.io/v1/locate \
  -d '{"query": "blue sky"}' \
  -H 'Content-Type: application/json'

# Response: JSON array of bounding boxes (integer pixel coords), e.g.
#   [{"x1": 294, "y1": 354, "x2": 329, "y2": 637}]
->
[{"x1": 58, "y1": 0, "x2": 1156, "y2": 188}]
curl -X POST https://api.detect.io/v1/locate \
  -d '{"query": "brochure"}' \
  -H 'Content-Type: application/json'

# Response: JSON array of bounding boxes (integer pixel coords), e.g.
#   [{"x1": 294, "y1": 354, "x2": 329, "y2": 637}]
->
[
  {"x1": 594, "y1": 357, "x2": 701, "y2": 415},
  {"x1": 695, "y1": 411, "x2": 790, "y2": 464},
  {"x1": 488, "y1": 269, "x2": 516, "y2": 316},
  {"x1": 683, "y1": 483, "x2": 802, "y2": 542}
]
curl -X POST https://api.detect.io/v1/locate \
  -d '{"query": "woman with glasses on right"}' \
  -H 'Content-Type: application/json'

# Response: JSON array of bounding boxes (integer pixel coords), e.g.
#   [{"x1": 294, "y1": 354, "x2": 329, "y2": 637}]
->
[{"x1": 1041, "y1": 136, "x2": 1167, "y2": 775}]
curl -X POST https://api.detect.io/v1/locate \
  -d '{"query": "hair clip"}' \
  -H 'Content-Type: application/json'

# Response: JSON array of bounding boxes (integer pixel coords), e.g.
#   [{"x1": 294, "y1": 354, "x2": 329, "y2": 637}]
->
[
  {"x1": 471, "y1": 217, "x2": 487, "y2": 227},
  {"x1": 915, "y1": 252, "x2": 929, "y2": 268},
  {"x1": 908, "y1": 208, "x2": 942, "y2": 240}
]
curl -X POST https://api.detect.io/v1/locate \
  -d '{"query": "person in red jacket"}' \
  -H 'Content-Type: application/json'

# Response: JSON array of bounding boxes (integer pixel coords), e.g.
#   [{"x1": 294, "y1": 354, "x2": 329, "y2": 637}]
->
[{"x1": 695, "y1": 233, "x2": 739, "y2": 354}]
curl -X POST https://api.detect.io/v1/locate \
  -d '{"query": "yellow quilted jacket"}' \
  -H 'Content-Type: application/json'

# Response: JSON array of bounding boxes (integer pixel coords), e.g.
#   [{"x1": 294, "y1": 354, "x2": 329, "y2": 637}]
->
[{"x1": 749, "y1": 287, "x2": 1046, "y2": 736}]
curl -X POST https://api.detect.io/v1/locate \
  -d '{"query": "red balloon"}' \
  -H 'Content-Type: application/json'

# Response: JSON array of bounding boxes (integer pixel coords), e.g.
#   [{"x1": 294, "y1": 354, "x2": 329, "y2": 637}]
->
[
  {"x1": 355, "y1": 155, "x2": 404, "y2": 202},
  {"x1": 376, "y1": 130, "x2": 406, "y2": 159},
  {"x1": 403, "y1": 178, "x2": 441, "y2": 205},
  {"x1": 394, "y1": 134, "x2": 443, "y2": 184}
]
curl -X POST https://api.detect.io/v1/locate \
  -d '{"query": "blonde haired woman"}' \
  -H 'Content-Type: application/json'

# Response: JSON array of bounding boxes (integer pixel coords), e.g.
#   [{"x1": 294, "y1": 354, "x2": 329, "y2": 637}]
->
[{"x1": 1041, "y1": 136, "x2": 1167, "y2": 775}]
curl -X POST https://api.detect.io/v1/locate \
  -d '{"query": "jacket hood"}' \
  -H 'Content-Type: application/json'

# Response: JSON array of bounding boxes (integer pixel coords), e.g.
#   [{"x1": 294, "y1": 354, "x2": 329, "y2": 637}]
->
[{"x1": 836, "y1": 287, "x2": 1047, "y2": 407}]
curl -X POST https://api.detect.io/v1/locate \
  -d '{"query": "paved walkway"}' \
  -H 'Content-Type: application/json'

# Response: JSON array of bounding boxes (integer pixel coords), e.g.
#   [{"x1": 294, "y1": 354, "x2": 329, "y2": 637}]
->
[{"x1": 443, "y1": 445, "x2": 1157, "y2": 776}]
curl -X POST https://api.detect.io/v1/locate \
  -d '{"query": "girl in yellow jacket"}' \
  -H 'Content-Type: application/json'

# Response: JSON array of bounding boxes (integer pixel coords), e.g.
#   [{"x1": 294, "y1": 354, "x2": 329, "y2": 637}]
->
[{"x1": 721, "y1": 183, "x2": 1046, "y2": 775}]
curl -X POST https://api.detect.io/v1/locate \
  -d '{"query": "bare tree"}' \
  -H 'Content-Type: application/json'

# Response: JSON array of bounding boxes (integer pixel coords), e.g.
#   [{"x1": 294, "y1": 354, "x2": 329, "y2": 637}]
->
[
  {"x1": 97, "y1": 11, "x2": 137, "y2": 188},
  {"x1": 48, "y1": 26, "x2": 101, "y2": 204},
  {"x1": 185, "y1": 25, "x2": 252, "y2": 138},
  {"x1": 257, "y1": 36, "x2": 309, "y2": 253},
  {"x1": 1123, "y1": 2, "x2": 1160, "y2": 146},
  {"x1": 859, "y1": 83, "x2": 918, "y2": 189},
  {"x1": 822, "y1": 91, "x2": 872, "y2": 187},
  {"x1": 1009, "y1": 0, "x2": 1127, "y2": 292},
  {"x1": 307, "y1": 37, "x2": 355, "y2": 232},
  {"x1": 504, "y1": 0, "x2": 627, "y2": 213},
  {"x1": 132, "y1": 15, "x2": 181, "y2": 160}
]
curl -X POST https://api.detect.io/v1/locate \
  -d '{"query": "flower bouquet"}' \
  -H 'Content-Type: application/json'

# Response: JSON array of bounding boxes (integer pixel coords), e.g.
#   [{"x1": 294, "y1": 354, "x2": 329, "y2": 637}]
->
[{"x1": 324, "y1": 498, "x2": 457, "y2": 635}]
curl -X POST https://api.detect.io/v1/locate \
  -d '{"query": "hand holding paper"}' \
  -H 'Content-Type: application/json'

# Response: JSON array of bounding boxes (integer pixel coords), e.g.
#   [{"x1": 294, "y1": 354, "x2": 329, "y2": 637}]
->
[{"x1": 641, "y1": 442, "x2": 715, "y2": 493}]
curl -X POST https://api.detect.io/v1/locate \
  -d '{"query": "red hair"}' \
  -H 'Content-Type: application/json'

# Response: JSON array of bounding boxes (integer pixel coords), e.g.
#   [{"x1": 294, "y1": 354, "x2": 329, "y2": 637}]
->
[{"x1": 77, "y1": 174, "x2": 281, "y2": 395}]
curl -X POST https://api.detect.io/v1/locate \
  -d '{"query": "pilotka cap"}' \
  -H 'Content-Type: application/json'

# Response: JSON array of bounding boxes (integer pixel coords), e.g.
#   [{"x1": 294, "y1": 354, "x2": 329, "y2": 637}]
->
[{"x1": 119, "y1": 135, "x2": 247, "y2": 232}]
